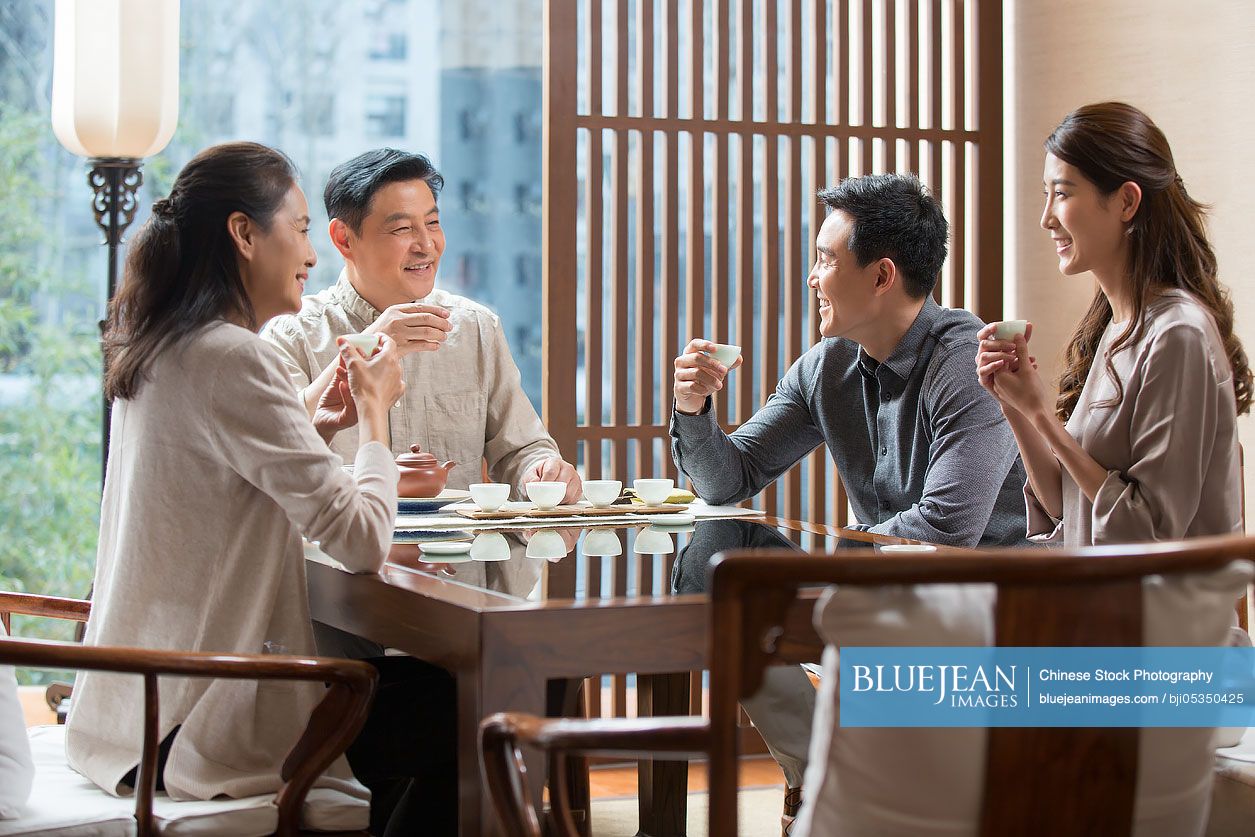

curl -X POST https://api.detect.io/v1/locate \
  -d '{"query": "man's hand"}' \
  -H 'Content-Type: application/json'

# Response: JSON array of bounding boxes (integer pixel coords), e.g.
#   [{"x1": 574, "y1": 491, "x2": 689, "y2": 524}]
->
[
  {"x1": 366, "y1": 302, "x2": 453, "y2": 355},
  {"x1": 522, "y1": 456, "x2": 583, "y2": 504},
  {"x1": 673, "y1": 338, "x2": 743, "y2": 415},
  {"x1": 313, "y1": 365, "x2": 357, "y2": 444}
]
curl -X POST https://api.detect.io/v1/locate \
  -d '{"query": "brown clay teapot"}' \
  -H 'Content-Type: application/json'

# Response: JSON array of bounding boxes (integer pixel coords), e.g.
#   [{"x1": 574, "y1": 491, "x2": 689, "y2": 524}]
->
[{"x1": 396, "y1": 444, "x2": 456, "y2": 498}]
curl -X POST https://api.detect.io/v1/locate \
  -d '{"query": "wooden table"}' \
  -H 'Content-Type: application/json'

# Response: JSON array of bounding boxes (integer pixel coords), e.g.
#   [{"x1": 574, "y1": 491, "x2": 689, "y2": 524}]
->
[{"x1": 305, "y1": 514, "x2": 905, "y2": 835}]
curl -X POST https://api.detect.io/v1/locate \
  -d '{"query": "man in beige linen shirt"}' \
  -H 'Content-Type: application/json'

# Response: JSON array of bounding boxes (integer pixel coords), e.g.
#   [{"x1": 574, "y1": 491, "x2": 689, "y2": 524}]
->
[{"x1": 263, "y1": 148, "x2": 581, "y2": 501}]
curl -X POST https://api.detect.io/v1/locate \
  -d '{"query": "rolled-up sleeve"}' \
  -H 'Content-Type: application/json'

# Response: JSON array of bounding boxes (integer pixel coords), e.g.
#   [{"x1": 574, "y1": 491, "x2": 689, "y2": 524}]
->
[
  {"x1": 1091, "y1": 324, "x2": 1223, "y2": 542},
  {"x1": 669, "y1": 357, "x2": 825, "y2": 506}
]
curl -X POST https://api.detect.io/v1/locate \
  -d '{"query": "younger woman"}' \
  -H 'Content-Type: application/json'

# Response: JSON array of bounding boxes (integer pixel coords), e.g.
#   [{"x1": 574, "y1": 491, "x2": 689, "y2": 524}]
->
[{"x1": 977, "y1": 102, "x2": 1250, "y2": 545}]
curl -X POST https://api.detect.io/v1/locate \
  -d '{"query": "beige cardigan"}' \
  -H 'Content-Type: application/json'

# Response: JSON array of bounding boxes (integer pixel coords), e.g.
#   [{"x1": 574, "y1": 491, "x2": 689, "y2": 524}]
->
[
  {"x1": 66, "y1": 321, "x2": 398, "y2": 801},
  {"x1": 1027, "y1": 290, "x2": 1242, "y2": 546}
]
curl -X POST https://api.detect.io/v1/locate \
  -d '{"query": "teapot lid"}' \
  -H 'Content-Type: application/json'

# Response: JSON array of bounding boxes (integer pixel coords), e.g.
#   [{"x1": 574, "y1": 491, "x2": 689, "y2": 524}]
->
[{"x1": 396, "y1": 443, "x2": 438, "y2": 467}]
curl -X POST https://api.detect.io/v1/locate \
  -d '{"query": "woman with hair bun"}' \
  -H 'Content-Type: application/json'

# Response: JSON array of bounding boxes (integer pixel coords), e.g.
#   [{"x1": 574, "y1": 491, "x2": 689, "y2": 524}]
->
[
  {"x1": 976, "y1": 102, "x2": 1250, "y2": 545},
  {"x1": 65, "y1": 142, "x2": 456, "y2": 833}
]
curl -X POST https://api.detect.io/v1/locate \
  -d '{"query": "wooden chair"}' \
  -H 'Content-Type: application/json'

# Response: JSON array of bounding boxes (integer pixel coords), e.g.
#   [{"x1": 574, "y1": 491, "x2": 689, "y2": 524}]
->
[
  {"x1": 480, "y1": 535, "x2": 1255, "y2": 837},
  {"x1": 0, "y1": 592, "x2": 377, "y2": 837}
]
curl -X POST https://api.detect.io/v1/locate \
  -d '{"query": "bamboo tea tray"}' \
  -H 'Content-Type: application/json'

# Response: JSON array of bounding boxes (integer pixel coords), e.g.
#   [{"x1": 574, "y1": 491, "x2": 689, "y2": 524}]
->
[{"x1": 455, "y1": 504, "x2": 688, "y2": 520}]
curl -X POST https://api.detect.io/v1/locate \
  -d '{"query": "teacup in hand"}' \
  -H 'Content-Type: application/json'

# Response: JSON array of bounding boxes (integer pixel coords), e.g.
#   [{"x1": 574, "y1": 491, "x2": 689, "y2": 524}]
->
[
  {"x1": 992, "y1": 320, "x2": 1028, "y2": 341},
  {"x1": 582, "y1": 479, "x2": 623, "y2": 508},
  {"x1": 526, "y1": 481, "x2": 567, "y2": 510},
  {"x1": 470, "y1": 482, "x2": 511, "y2": 512},
  {"x1": 634, "y1": 478, "x2": 675, "y2": 506},
  {"x1": 342, "y1": 333, "x2": 381, "y2": 357},
  {"x1": 703, "y1": 343, "x2": 741, "y2": 368}
]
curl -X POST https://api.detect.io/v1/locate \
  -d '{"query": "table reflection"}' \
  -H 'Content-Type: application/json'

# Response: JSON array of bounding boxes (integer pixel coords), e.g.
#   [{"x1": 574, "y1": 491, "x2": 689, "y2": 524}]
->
[{"x1": 387, "y1": 517, "x2": 871, "y2": 604}]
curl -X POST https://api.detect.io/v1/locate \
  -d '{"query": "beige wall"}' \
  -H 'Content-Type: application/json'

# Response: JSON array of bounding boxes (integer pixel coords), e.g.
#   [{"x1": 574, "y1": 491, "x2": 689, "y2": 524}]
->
[{"x1": 1010, "y1": 0, "x2": 1255, "y2": 524}]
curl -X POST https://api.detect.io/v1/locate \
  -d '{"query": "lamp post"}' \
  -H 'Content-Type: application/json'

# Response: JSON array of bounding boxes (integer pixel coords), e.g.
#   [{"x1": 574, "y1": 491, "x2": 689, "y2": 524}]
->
[{"x1": 50, "y1": 0, "x2": 179, "y2": 483}]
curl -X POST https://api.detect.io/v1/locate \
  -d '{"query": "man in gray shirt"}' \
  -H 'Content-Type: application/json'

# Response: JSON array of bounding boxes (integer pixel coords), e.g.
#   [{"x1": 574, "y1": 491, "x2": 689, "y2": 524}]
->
[{"x1": 670, "y1": 173, "x2": 1026, "y2": 833}]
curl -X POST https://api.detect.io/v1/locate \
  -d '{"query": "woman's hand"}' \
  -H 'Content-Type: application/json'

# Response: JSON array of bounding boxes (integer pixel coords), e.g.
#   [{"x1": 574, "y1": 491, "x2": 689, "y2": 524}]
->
[
  {"x1": 338, "y1": 334, "x2": 405, "y2": 444},
  {"x1": 312, "y1": 365, "x2": 358, "y2": 444},
  {"x1": 975, "y1": 323, "x2": 1051, "y2": 420}
]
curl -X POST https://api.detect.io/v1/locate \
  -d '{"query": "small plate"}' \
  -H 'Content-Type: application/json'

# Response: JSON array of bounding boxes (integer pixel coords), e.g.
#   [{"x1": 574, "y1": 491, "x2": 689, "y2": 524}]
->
[
  {"x1": 398, "y1": 488, "x2": 471, "y2": 514},
  {"x1": 394, "y1": 529, "x2": 472, "y2": 544},
  {"x1": 419, "y1": 541, "x2": 473, "y2": 556},
  {"x1": 647, "y1": 512, "x2": 696, "y2": 526}
]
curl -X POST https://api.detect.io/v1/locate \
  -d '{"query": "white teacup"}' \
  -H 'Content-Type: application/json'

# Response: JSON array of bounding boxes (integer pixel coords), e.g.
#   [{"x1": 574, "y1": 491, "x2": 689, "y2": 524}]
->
[
  {"x1": 634, "y1": 526, "x2": 675, "y2": 555},
  {"x1": 704, "y1": 343, "x2": 741, "y2": 368},
  {"x1": 525, "y1": 481, "x2": 567, "y2": 510},
  {"x1": 992, "y1": 320, "x2": 1028, "y2": 341},
  {"x1": 342, "y1": 333, "x2": 381, "y2": 357},
  {"x1": 634, "y1": 478, "x2": 675, "y2": 506},
  {"x1": 582, "y1": 479, "x2": 623, "y2": 508},
  {"x1": 471, "y1": 532, "x2": 511, "y2": 561},
  {"x1": 582, "y1": 529, "x2": 623, "y2": 557},
  {"x1": 470, "y1": 482, "x2": 511, "y2": 512},
  {"x1": 525, "y1": 529, "x2": 568, "y2": 560}
]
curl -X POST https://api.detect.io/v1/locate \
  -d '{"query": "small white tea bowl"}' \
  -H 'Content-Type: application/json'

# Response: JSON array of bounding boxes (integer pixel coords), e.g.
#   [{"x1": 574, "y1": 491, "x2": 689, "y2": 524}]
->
[
  {"x1": 704, "y1": 343, "x2": 741, "y2": 368},
  {"x1": 582, "y1": 479, "x2": 623, "y2": 508},
  {"x1": 342, "y1": 333, "x2": 381, "y2": 357},
  {"x1": 470, "y1": 482, "x2": 511, "y2": 512},
  {"x1": 634, "y1": 526, "x2": 675, "y2": 555},
  {"x1": 992, "y1": 320, "x2": 1028, "y2": 341},
  {"x1": 470, "y1": 532, "x2": 511, "y2": 561},
  {"x1": 525, "y1": 529, "x2": 568, "y2": 560},
  {"x1": 634, "y1": 478, "x2": 675, "y2": 506},
  {"x1": 582, "y1": 529, "x2": 624, "y2": 557},
  {"x1": 525, "y1": 481, "x2": 567, "y2": 510}
]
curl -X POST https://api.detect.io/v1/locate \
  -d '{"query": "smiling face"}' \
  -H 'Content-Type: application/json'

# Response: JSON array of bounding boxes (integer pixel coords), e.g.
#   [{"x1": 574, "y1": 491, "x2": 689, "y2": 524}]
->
[
  {"x1": 1040, "y1": 152, "x2": 1132, "y2": 279},
  {"x1": 807, "y1": 210, "x2": 883, "y2": 340},
  {"x1": 333, "y1": 179, "x2": 445, "y2": 309},
  {"x1": 240, "y1": 183, "x2": 316, "y2": 325}
]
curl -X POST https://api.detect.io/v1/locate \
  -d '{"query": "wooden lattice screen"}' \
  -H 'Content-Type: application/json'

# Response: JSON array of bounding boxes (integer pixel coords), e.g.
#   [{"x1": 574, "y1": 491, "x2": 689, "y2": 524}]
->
[{"x1": 542, "y1": 0, "x2": 1003, "y2": 738}]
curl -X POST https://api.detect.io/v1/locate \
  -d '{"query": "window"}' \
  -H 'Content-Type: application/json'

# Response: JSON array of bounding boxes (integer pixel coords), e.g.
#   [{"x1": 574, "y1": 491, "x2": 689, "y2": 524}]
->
[
  {"x1": 365, "y1": 94, "x2": 407, "y2": 139},
  {"x1": 301, "y1": 95, "x2": 334, "y2": 137},
  {"x1": 369, "y1": 32, "x2": 407, "y2": 61}
]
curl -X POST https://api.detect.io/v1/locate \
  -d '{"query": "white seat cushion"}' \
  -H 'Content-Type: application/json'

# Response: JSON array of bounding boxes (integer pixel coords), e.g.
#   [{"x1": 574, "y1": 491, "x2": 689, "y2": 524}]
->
[
  {"x1": 0, "y1": 726, "x2": 368, "y2": 836},
  {"x1": 1208, "y1": 727, "x2": 1255, "y2": 836},
  {"x1": 0, "y1": 626, "x2": 35, "y2": 819},
  {"x1": 795, "y1": 560, "x2": 1254, "y2": 837}
]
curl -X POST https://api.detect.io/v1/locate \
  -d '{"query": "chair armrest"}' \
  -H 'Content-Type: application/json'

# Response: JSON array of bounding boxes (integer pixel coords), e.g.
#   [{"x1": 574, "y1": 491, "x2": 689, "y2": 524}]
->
[
  {"x1": 479, "y1": 713, "x2": 709, "y2": 837},
  {"x1": 0, "y1": 592, "x2": 90, "y2": 631},
  {"x1": 0, "y1": 636, "x2": 375, "y2": 837}
]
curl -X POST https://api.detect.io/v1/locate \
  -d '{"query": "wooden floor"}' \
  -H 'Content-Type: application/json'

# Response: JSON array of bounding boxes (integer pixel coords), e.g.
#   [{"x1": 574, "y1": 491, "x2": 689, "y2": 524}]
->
[
  {"x1": 589, "y1": 756, "x2": 784, "y2": 799},
  {"x1": 23, "y1": 686, "x2": 787, "y2": 803}
]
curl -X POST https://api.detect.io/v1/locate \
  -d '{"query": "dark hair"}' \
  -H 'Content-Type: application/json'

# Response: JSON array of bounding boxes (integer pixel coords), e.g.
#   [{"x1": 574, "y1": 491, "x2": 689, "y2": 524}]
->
[
  {"x1": 104, "y1": 142, "x2": 299, "y2": 400},
  {"x1": 323, "y1": 148, "x2": 444, "y2": 233},
  {"x1": 816, "y1": 173, "x2": 948, "y2": 298},
  {"x1": 1047, "y1": 102, "x2": 1252, "y2": 418}
]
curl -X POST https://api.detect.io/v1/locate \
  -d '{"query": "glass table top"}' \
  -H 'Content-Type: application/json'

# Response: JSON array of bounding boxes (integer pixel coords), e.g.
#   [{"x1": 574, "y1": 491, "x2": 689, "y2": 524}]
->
[{"x1": 384, "y1": 517, "x2": 874, "y2": 605}]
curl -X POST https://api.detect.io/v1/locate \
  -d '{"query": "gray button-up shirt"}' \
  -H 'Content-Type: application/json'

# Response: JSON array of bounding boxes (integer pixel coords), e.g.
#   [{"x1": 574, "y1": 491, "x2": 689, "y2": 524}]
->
[
  {"x1": 670, "y1": 297, "x2": 1027, "y2": 546},
  {"x1": 262, "y1": 272, "x2": 559, "y2": 496}
]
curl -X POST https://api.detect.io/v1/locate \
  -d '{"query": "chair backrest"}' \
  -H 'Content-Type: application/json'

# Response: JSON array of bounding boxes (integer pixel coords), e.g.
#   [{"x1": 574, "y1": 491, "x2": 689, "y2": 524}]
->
[{"x1": 706, "y1": 534, "x2": 1255, "y2": 837}]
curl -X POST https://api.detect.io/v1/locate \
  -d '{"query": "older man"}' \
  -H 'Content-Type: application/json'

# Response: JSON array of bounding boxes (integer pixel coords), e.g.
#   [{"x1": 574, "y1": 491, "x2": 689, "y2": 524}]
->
[{"x1": 264, "y1": 148, "x2": 581, "y2": 501}]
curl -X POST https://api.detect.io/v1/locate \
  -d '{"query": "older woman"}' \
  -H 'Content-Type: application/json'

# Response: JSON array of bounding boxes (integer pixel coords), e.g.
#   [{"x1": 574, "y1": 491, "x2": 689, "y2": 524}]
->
[
  {"x1": 977, "y1": 102, "x2": 1250, "y2": 545},
  {"x1": 64, "y1": 143, "x2": 449, "y2": 832}
]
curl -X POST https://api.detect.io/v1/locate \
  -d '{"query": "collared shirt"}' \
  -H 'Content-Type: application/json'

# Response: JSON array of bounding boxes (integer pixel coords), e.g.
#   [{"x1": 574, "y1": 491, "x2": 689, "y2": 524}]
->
[
  {"x1": 670, "y1": 297, "x2": 1027, "y2": 546},
  {"x1": 262, "y1": 271, "x2": 559, "y2": 496}
]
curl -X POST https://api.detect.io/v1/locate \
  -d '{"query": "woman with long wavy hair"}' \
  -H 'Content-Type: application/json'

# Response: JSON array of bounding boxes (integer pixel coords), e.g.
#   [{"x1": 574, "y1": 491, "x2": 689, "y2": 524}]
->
[
  {"x1": 64, "y1": 143, "x2": 456, "y2": 834},
  {"x1": 975, "y1": 102, "x2": 1250, "y2": 545}
]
